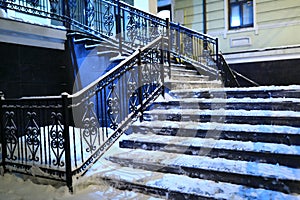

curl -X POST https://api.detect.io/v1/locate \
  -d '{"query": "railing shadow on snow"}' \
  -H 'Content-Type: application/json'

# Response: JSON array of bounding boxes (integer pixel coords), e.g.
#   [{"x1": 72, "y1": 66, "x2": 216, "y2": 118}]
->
[{"x1": 0, "y1": 36, "x2": 168, "y2": 191}]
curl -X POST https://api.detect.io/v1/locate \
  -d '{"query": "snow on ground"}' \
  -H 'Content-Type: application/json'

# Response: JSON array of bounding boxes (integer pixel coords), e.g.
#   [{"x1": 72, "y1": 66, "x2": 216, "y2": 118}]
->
[
  {"x1": 0, "y1": 135, "x2": 161, "y2": 200},
  {"x1": 0, "y1": 172, "x2": 161, "y2": 200}
]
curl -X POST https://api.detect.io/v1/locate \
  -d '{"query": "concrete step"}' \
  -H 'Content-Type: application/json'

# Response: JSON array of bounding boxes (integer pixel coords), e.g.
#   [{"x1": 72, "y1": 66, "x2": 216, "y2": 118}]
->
[
  {"x1": 119, "y1": 133, "x2": 300, "y2": 168},
  {"x1": 96, "y1": 159, "x2": 299, "y2": 199},
  {"x1": 143, "y1": 109, "x2": 300, "y2": 127},
  {"x1": 109, "y1": 148, "x2": 300, "y2": 194},
  {"x1": 165, "y1": 80, "x2": 223, "y2": 90},
  {"x1": 150, "y1": 98, "x2": 300, "y2": 111},
  {"x1": 170, "y1": 74, "x2": 210, "y2": 81},
  {"x1": 131, "y1": 120, "x2": 300, "y2": 145},
  {"x1": 170, "y1": 67, "x2": 199, "y2": 76},
  {"x1": 170, "y1": 85, "x2": 300, "y2": 99}
]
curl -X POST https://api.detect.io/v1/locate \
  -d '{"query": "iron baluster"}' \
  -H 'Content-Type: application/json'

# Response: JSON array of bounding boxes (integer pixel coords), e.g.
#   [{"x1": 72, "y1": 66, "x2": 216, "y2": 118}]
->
[
  {"x1": 49, "y1": 0, "x2": 59, "y2": 13},
  {"x1": 183, "y1": 33, "x2": 193, "y2": 58},
  {"x1": 107, "y1": 83, "x2": 120, "y2": 130},
  {"x1": 3, "y1": 111, "x2": 17, "y2": 161},
  {"x1": 126, "y1": 10, "x2": 137, "y2": 46},
  {"x1": 81, "y1": 102, "x2": 98, "y2": 152},
  {"x1": 177, "y1": 23, "x2": 181, "y2": 60},
  {"x1": 128, "y1": 68, "x2": 138, "y2": 113},
  {"x1": 85, "y1": 0, "x2": 95, "y2": 27},
  {"x1": 25, "y1": 111, "x2": 40, "y2": 162},
  {"x1": 103, "y1": 3, "x2": 114, "y2": 36},
  {"x1": 49, "y1": 112, "x2": 65, "y2": 167},
  {"x1": 137, "y1": 49, "x2": 143, "y2": 122}
]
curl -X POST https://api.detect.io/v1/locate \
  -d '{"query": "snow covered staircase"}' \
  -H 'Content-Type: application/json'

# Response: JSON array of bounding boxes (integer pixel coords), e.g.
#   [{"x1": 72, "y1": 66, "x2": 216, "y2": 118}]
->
[
  {"x1": 97, "y1": 68, "x2": 300, "y2": 198},
  {"x1": 165, "y1": 63, "x2": 222, "y2": 90}
]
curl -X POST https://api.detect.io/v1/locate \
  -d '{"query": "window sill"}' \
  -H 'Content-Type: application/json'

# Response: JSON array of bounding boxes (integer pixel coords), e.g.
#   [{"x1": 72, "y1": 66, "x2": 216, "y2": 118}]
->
[{"x1": 227, "y1": 27, "x2": 256, "y2": 34}]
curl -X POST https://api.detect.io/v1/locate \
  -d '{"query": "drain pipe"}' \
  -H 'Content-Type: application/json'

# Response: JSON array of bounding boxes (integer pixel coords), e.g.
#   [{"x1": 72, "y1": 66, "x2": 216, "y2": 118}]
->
[
  {"x1": 203, "y1": 0, "x2": 207, "y2": 34},
  {"x1": 203, "y1": 0, "x2": 208, "y2": 51}
]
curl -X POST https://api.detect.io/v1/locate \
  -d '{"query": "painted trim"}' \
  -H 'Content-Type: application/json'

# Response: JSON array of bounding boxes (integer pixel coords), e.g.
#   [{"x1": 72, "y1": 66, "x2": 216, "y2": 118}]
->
[
  {"x1": 223, "y1": 45, "x2": 300, "y2": 64},
  {"x1": 0, "y1": 17, "x2": 66, "y2": 50}
]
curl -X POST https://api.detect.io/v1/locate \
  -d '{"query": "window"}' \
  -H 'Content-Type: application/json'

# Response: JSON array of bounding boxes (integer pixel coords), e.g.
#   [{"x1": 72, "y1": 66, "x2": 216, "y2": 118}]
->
[
  {"x1": 123, "y1": 0, "x2": 134, "y2": 6},
  {"x1": 229, "y1": 0, "x2": 253, "y2": 29}
]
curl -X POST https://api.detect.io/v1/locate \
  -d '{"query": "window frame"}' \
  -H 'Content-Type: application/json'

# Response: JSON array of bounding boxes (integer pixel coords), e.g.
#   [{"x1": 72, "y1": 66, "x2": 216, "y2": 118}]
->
[{"x1": 228, "y1": 0, "x2": 254, "y2": 30}]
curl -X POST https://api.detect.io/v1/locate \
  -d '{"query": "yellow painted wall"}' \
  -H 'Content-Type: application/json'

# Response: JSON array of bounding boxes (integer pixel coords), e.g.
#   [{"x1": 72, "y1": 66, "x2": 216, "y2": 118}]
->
[{"x1": 174, "y1": 0, "x2": 300, "y2": 53}]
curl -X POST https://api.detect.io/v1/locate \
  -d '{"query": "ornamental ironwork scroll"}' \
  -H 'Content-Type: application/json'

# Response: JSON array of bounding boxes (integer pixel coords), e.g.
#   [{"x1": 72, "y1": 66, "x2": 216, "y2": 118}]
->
[
  {"x1": 85, "y1": 0, "x2": 95, "y2": 27},
  {"x1": 127, "y1": 67, "x2": 138, "y2": 113},
  {"x1": 103, "y1": 3, "x2": 114, "y2": 36},
  {"x1": 50, "y1": 112, "x2": 65, "y2": 167},
  {"x1": 126, "y1": 11, "x2": 138, "y2": 45},
  {"x1": 82, "y1": 102, "x2": 99, "y2": 153},
  {"x1": 107, "y1": 83, "x2": 120, "y2": 130},
  {"x1": 49, "y1": 0, "x2": 59, "y2": 14},
  {"x1": 25, "y1": 112, "x2": 41, "y2": 162},
  {"x1": 26, "y1": 0, "x2": 39, "y2": 7},
  {"x1": 69, "y1": 0, "x2": 77, "y2": 19},
  {"x1": 3, "y1": 111, "x2": 18, "y2": 161}
]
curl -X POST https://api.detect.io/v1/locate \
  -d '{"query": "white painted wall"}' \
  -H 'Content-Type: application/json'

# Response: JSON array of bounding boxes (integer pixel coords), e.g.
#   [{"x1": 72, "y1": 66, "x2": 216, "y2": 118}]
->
[{"x1": 134, "y1": 0, "x2": 157, "y2": 14}]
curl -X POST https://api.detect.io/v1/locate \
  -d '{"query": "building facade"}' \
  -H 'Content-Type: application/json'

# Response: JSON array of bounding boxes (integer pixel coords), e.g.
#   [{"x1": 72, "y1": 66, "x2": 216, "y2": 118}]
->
[{"x1": 173, "y1": 0, "x2": 300, "y2": 85}]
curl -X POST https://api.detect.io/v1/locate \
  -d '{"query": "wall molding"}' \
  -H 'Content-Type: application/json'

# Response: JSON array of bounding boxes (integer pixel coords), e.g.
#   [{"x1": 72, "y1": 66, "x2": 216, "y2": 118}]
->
[
  {"x1": 223, "y1": 45, "x2": 300, "y2": 64},
  {"x1": 0, "y1": 17, "x2": 66, "y2": 50}
]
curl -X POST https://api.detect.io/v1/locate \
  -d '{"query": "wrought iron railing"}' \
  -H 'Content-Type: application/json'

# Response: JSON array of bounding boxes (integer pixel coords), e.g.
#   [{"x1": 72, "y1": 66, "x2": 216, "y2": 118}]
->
[
  {"x1": 169, "y1": 22, "x2": 219, "y2": 70},
  {"x1": 218, "y1": 53, "x2": 259, "y2": 87},
  {"x1": 0, "y1": 0, "x2": 218, "y2": 70},
  {"x1": 0, "y1": 36, "x2": 167, "y2": 191}
]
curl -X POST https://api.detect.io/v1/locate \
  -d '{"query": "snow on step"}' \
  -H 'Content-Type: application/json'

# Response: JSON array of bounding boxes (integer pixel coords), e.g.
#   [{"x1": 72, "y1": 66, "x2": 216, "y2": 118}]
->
[
  {"x1": 94, "y1": 159, "x2": 300, "y2": 199},
  {"x1": 169, "y1": 68, "x2": 198, "y2": 76},
  {"x1": 110, "y1": 148, "x2": 300, "y2": 181},
  {"x1": 166, "y1": 80, "x2": 223, "y2": 90},
  {"x1": 133, "y1": 120, "x2": 300, "y2": 135},
  {"x1": 145, "y1": 108, "x2": 300, "y2": 118},
  {"x1": 124, "y1": 133, "x2": 300, "y2": 156},
  {"x1": 172, "y1": 85, "x2": 300, "y2": 93},
  {"x1": 155, "y1": 97, "x2": 300, "y2": 104},
  {"x1": 166, "y1": 80, "x2": 221, "y2": 84},
  {"x1": 170, "y1": 74, "x2": 209, "y2": 81}
]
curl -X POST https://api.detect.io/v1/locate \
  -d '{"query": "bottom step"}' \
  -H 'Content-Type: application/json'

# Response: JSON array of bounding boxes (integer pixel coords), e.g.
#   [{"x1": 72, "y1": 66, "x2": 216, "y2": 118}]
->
[{"x1": 89, "y1": 159, "x2": 299, "y2": 199}]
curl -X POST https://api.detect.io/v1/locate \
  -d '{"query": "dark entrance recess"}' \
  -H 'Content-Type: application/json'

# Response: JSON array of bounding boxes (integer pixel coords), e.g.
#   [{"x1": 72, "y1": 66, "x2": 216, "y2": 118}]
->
[
  {"x1": 0, "y1": 42, "x2": 74, "y2": 98},
  {"x1": 230, "y1": 59, "x2": 300, "y2": 86}
]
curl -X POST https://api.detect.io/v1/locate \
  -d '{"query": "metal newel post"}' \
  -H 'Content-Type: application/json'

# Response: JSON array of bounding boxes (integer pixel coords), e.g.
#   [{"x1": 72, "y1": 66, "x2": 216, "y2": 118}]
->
[
  {"x1": 117, "y1": 0, "x2": 123, "y2": 55},
  {"x1": 61, "y1": 93, "x2": 72, "y2": 192},
  {"x1": 166, "y1": 18, "x2": 171, "y2": 67},
  {"x1": 160, "y1": 37, "x2": 165, "y2": 98},
  {"x1": 63, "y1": 0, "x2": 71, "y2": 29},
  {"x1": 177, "y1": 23, "x2": 181, "y2": 61},
  {"x1": 216, "y1": 38, "x2": 219, "y2": 69},
  {"x1": 0, "y1": 93, "x2": 6, "y2": 175},
  {"x1": 137, "y1": 49, "x2": 143, "y2": 122}
]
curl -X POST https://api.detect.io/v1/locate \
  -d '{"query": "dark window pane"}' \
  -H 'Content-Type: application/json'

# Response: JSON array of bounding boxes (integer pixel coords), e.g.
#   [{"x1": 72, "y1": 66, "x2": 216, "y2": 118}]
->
[{"x1": 243, "y1": 2, "x2": 253, "y2": 26}]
